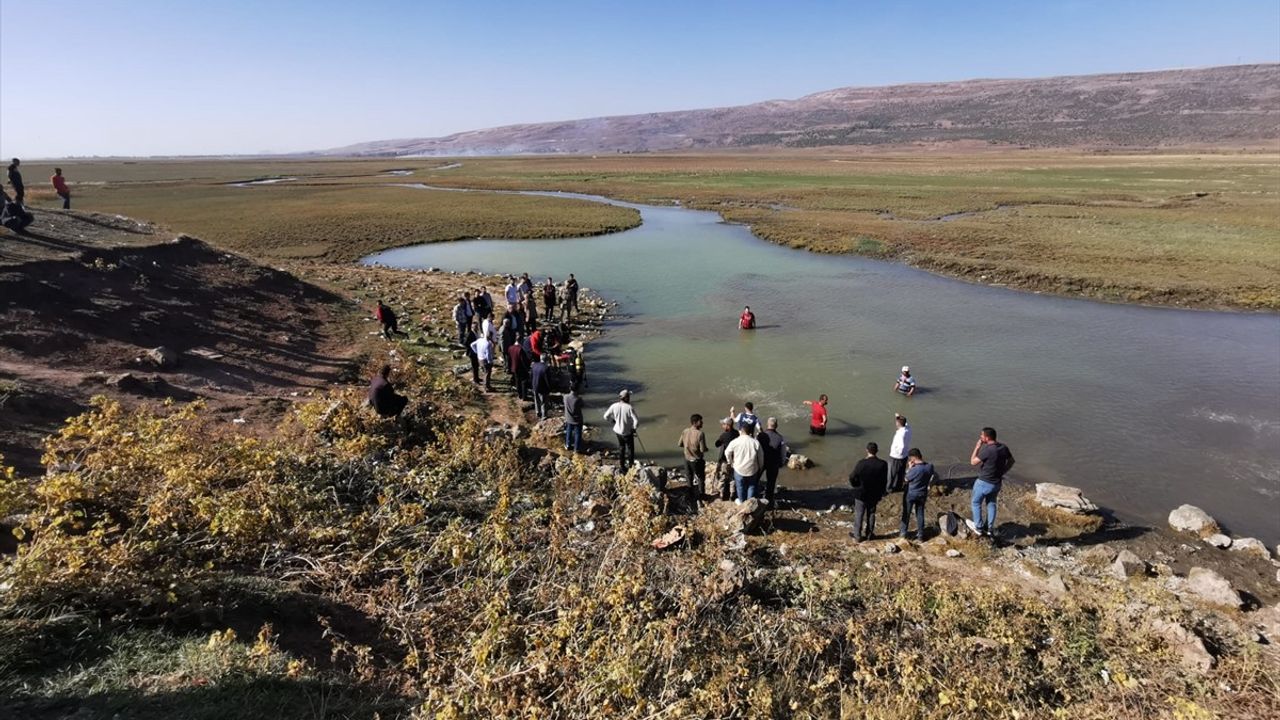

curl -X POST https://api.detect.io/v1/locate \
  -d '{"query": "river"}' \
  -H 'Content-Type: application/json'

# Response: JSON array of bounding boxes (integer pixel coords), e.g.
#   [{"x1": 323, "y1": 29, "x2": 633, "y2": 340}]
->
[{"x1": 365, "y1": 189, "x2": 1280, "y2": 543}]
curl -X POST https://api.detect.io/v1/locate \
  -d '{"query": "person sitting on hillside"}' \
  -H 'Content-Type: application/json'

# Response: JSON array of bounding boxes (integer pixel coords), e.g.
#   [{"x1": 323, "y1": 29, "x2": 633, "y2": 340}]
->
[
  {"x1": 375, "y1": 300, "x2": 409, "y2": 340},
  {"x1": 367, "y1": 365, "x2": 408, "y2": 419},
  {"x1": 0, "y1": 190, "x2": 33, "y2": 232},
  {"x1": 894, "y1": 366, "x2": 917, "y2": 396},
  {"x1": 739, "y1": 305, "x2": 756, "y2": 330}
]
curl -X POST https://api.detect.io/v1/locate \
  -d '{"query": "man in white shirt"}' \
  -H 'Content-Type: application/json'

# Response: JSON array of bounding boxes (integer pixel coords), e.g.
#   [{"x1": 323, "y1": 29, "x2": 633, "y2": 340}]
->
[
  {"x1": 724, "y1": 420, "x2": 764, "y2": 503},
  {"x1": 603, "y1": 389, "x2": 639, "y2": 471},
  {"x1": 470, "y1": 335, "x2": 494, "y2": 392},
  {"x1": 888, "y1": 413, "x2": 911, "y2": 492},
  {"x1": 504, "y1": 277, "x2": 520, "y2": 307}
]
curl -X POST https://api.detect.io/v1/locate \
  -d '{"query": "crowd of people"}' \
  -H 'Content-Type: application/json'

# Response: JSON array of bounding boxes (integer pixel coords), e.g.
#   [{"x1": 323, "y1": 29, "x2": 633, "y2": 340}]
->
[{"x1": 370, "y1": 271, "x2": 1016, "y2": 542}]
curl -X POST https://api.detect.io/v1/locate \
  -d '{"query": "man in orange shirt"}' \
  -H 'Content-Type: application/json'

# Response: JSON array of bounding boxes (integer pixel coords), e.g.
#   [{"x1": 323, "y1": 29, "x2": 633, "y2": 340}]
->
[{"x1": 51, "y1": 168, "x2": 70, "y2": 209}]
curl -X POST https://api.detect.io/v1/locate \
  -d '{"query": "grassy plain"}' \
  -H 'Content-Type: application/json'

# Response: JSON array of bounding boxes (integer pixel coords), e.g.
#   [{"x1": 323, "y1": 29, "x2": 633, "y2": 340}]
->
[{"x1": 22, "y1": 151, "x2": 1280, "y2": 308}]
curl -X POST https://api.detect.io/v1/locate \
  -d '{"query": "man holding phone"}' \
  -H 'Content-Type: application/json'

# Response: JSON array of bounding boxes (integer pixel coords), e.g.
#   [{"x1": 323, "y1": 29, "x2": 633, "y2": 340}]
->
[{"x1": 969, "y1": 427, "x2": 1014, "y2": 537}]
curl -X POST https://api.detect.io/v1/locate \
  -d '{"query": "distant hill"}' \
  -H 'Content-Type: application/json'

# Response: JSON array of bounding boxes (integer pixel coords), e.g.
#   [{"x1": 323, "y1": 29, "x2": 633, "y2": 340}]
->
[{"x1": 323, "y1": 64, "x2": 1280, "y2": 156}]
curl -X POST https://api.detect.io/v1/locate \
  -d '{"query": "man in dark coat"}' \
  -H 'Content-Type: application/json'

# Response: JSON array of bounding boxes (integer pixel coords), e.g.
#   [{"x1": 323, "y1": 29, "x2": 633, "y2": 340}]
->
[
  {"x1": 367, "y1": 365, "x2": 408, "y2": 418},
  {"x1": 848, "y1": 442, "x2": 889, "y2": 542}
]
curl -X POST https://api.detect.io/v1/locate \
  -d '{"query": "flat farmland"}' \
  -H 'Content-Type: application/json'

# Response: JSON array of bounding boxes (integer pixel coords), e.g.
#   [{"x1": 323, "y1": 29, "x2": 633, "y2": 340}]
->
[{"x1": 25, "y1": 151, "x2": 1280, "y2": 308}]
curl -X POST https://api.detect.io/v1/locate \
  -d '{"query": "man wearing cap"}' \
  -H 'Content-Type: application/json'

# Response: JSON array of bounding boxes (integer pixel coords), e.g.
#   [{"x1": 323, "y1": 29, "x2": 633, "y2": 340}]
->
[
  {"x1": 724, "y1": 419, "x2": 764, "y2": 503},
  {"x1": 887, "y1": 413, "x2": 911, "y2": 492},
  {"x1": 604, "y1": 389, "x2": 639, "y2": 472},
  {"x1": 713, "y1": 417, "x2": 737, "y2": 500},
  {"x1": 894, "y1": 366, "x2": 917, "y2": 396}
]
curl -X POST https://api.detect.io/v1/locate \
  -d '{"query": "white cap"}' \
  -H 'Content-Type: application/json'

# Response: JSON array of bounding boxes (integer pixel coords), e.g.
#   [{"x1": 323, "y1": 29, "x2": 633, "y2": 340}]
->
[
  {"x1": 901, "y1": 365, "x2": 910, "y2": 373},
  {"x1": 619, "y1": 389, "x2": 631, "y2": 398}
]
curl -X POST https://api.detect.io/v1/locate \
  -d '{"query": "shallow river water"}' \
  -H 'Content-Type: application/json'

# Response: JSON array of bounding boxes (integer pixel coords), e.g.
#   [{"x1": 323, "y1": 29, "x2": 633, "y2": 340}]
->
[{"x1": 366, "y1": 191, "x2": 1280, "y2": 543}]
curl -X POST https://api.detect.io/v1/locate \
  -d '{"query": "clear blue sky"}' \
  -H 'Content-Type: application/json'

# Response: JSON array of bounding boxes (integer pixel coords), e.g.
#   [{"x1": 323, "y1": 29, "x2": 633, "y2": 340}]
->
[{"x1": 2, "y1": 0, "x2": 1277, "y2": 157}]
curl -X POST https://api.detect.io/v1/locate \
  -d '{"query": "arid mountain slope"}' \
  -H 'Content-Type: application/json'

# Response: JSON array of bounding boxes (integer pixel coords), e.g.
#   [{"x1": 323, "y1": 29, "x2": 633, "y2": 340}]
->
[{"x1": 326, "y1": 64, "x2": 1280, "y2": 156}]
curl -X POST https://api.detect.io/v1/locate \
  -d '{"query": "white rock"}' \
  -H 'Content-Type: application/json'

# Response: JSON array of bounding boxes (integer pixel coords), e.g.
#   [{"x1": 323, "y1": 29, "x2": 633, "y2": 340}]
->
[
  {"x1": 1035, "y1": 483, "x2": 1099, "y2": 514},
  {"x1": 1168, "y1": 505, "x2": 1219, "y2": 537},
  {"x1": 1181, "y1": 567, "x2": 1244, "y2": 609},
  {"x1": 1111, "y1": 549, "x2": 1146, "y2": 580},
  {"x1": 786, "y1": 454, "x2": 813, "y2": 470},
  {"x1": 1046, "y1": 573, "x2": 1069, "y2": 595},
  {"x1": 883, "y1": 542, "x2": 901, "y2": 555},
  {"x1": 1203, "y1": 534, "x2": 1232, "y2": 549},
  {"x1": 945, "y1": 549, "x2": 963, "y2": 558},
  {"x1": 1230, "y1": 537, "x2": 1270, "y2": 558}
]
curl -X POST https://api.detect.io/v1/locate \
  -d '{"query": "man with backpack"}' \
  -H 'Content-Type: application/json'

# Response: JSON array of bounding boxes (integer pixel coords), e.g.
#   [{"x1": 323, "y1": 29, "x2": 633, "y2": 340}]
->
[
  {"x1": 969, "y1": 427, "x2": 1015, "y2": 537},
  {"x1": 899, "y1": 448, "x2": 934, "y2": 541}
]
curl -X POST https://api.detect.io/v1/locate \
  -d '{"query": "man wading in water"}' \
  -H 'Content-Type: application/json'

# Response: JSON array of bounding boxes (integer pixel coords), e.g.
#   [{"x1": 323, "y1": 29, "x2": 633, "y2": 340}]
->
[{"x1": 803, "y1": 395, "x2": 829, "y2": 436}]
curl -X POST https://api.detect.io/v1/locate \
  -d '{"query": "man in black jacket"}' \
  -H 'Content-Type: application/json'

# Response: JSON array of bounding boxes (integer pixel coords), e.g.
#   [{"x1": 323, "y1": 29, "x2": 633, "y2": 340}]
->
[
  {"x1": 848, "y1": 442, "x2": 888, "y2": 542},
  {"x1": 7, "y1": 158, "x2": 24, "y2": 206},
  {"x1": 758, "y1": 417, "x2": 789, "y2": 503},
  {"x1": 367, "y1": 365, "x2": 408, "y2": 418}
]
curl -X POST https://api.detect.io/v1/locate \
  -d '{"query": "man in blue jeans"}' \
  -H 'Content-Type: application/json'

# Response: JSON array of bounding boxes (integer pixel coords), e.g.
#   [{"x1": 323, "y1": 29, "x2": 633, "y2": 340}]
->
[
  {"x1": 724, "y1": 420, "x2": 764, "y2": 503},
  {"x1": 563, "y1": 382, "x2": 584, "y2": 453},
  {"x1": 969, "y1": 427, "x2": 1015, "y2": 537}
]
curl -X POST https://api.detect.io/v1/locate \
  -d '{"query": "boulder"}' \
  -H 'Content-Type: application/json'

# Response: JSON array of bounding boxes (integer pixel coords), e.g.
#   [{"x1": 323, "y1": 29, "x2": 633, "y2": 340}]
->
[
  {"x1": 1168, "y1": 505, "x2": 1219, "y2": 537},
  {"x1": 636, "y1": 465, "x2": 668, "y2": 491},
  {"x1": 724, "y1": 498, "x2": 769, "y2": 535},
  {"x1": 1150, "y1": 618, "x2": 1216, "y2": 673},
  {"x1": 786, "y1": 454, "x2": 813, "y2": 470},
  {"x1": 533, "y1": 416, "x2": 566, "y2": 439},
  {"x1": 708, "y1": 558, "x2": 746, "y2": 601},
  {"x1": 1111, "y1": 549, "x2": 1147, "y2": 580},
  {"x1": 1203, "y1": 534, "x2": 1232, "y2": 549},
  {"x1": 1035, "y1": 483, "x2": 1099, "y2": 514},
  {"x1": 1181, "y1": 567, "x2": 1244, "y2": 609},
  {"x1": 145, "y1": 346, "x2": 179, "y2": 370},
  {"x1": 1230, "y1": 537, "x2": 1270, "y2": 558},
  {"x1": 945, "y1": 549, "x2": 963, "y2": 558}
]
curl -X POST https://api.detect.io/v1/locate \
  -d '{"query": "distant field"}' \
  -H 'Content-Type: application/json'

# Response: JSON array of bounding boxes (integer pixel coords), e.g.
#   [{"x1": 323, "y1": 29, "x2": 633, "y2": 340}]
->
[{"x1": 21, "y1": 152, "x2": 1280, "y2": 308}]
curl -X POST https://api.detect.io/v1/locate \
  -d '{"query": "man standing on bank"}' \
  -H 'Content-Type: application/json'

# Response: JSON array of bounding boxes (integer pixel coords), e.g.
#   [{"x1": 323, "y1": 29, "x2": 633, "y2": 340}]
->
[
  {"x1": 563, "y1": 382, "x2": 585, "y2": 453},
  {"x1": 678, "y1": 414, "x2": 708, "y2": 508},
  {"x1": 604, "y1": 389, "x2": 639, "y2": 472},
  {"x1": 969, "y1": 427, "x2": 1015, "y2": 538},
  {"x1": 759, "y1": 417, "x2": 790, "y2": 503},
  {"x1": 848, "y1": 442, "x2": 888, "y2": 542},
  {"x1": 887, "y1": 413, "x2": 911, "y2": 492}
]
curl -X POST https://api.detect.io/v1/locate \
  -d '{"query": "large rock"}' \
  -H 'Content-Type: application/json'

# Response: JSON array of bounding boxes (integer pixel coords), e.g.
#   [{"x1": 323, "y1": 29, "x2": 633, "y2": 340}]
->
[
  {"x1": 533, "y1": 416, "x2": 566, "y2": 439},
  {"x1": 786, "y1": 454, "x2": 813, "y2": 470},
  {"x1": 1230, "y1": 537, "x2": 1270, "y2": 559},
  {"x1": 724, "y1": 498, "x2": 769, "y2": 534},
  {"x1": 1149, "y1": 619, "x2": 1216, "y2": 673},
  {"x1": 1181, "y1": 567, "x2": 1244, "y2": 609},
  {"x1": 1168, "y1": 505, "x2": 1219, "y2": 537},
  {"x1": 146, "y1": 346, "x2": 179, "y2": 370},
  {"x1": 636, "y1": 465, "x2": 668, "y2": 491},
  {"x1": 1034, "y1": 483, "x2": 1099, "y2": 514}
]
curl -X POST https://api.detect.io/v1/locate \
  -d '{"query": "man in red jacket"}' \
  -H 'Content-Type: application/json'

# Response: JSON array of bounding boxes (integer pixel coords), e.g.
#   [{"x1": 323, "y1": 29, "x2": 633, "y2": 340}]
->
[{"x1": 51, "y1": 168, "x2": 70, "y2": 209}]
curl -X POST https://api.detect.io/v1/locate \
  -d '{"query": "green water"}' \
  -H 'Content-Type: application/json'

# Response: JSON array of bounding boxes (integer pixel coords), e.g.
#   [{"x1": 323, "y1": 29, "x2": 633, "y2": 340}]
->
[{"x1": 368, "y1": 190, "x2": 1280, "y2": 542}]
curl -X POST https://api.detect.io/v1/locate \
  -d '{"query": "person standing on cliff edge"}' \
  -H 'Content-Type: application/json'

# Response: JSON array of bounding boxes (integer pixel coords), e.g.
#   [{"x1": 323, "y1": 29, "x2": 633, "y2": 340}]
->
[
  {"x1": 7, "y1": 159, "x2": 24, "y2": 206},
  {"x1": 51, "y1": 168, "x2": 70, "y2": 209}
]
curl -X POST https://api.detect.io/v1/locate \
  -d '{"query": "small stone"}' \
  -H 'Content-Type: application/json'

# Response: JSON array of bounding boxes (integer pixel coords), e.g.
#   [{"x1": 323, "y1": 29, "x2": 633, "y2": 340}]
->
[
  {"x1": 1168, "y1": 505, "x2": 1220, "y2": 537},
  {"x1": 1181, "y1": 567, "x2": 1244, "y2": 609},
  {"x1": 883, "y1": 542, "x2": 901, "y2": 554},
  {"x1": 1150, "y1": 618, "x2": 1215, "y2": 673},
  {"x1": 1111, "y1": 549, "x2": 1147, "y2": 580},
  {"x1": 1045, "y1": 546, "x2": 1065, "y2": 559},
  {"x1": 146, "y1": 345, "x2": 179, "y2": 369},
  {"x1": 945, "y1": 549, "x2": 963, "y2": 558},
  {"x1": 1203, "y1": 534, "x2": 1232, "y2": 549},
  {"x1": 1046, "y1": 573, "x2": 1069, "y2": 595},
  {"x1": 1230, "y1": 537, "x2": 1270, "y2": 558}
]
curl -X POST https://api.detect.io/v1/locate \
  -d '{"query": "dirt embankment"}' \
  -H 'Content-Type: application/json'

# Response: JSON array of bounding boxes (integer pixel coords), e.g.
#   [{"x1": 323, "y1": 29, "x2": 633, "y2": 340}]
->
[{"x1": 0, "y1": 211, "x2": 363, "y2": 474}]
